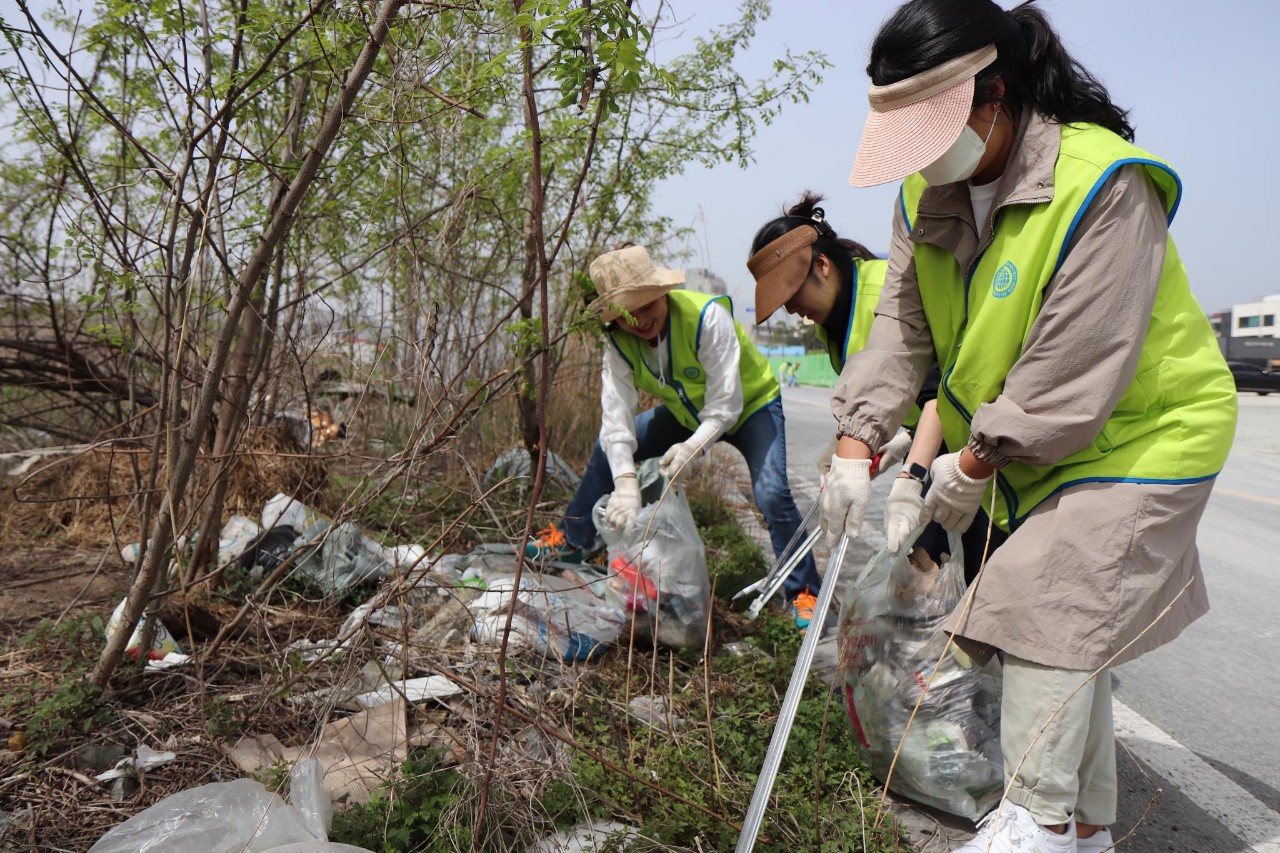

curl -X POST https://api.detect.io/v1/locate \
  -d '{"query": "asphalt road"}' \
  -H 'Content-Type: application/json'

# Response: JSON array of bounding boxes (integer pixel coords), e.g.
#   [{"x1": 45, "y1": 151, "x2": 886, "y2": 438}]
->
[{"x1": 777, "y1": 384, "x2": 1280, "y2": 852}]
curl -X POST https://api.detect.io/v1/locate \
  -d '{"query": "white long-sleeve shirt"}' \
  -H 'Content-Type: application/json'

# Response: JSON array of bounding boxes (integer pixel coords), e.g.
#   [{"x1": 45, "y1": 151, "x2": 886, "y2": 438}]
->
[{"x1": 599, "y1": 301, "x2": 744, "y2": 478}]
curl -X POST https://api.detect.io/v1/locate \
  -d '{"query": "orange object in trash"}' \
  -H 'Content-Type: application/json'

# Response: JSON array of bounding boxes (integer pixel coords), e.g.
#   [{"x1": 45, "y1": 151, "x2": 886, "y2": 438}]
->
[{"x1": 610, "y1": 554, "x2": 658, "y2": 611}]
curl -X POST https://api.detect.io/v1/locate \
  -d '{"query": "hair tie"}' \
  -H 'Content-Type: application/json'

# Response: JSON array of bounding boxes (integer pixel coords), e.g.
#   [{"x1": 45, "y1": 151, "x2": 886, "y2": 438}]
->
[{"x1": 810, "y1": 207, "x2": 836, "y2": 238}]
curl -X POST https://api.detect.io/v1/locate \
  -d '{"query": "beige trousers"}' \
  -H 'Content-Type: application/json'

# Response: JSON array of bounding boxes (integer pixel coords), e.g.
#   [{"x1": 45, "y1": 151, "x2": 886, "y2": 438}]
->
[{"x1": 1001, "y1": 655, "x2": 1117, "y2": 826}]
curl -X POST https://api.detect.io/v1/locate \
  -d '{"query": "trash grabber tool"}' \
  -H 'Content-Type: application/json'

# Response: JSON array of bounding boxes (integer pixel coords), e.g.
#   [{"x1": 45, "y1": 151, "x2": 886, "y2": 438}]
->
[
  {"x1": 743, "y1": 528, "x2": 821, "y2": 621},
  {"x1": 732, "y1": 493, "x2": 822, "y2": 603},
  {"x1": 734, "y1": 533, "x2": 852, "y2": 853}
]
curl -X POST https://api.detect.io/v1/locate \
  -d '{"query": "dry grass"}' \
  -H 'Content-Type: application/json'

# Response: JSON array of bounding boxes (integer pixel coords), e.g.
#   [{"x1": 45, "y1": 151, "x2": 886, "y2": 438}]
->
[{"x1": 0, "y1": 426, "x2": 330, "y2": 550}]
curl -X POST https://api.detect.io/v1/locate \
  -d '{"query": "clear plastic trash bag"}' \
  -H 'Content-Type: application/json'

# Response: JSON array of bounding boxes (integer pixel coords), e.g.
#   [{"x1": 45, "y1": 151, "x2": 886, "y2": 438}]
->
[
  {"x1": 87, "y1": 759, "x2": 371, "y2": 853},
  {"x1": 593, "y1": 468, "x2": 710, "y2": 649},
  {"x1": 835, "y1": 527, "x2": 1004, "y2": 820}
]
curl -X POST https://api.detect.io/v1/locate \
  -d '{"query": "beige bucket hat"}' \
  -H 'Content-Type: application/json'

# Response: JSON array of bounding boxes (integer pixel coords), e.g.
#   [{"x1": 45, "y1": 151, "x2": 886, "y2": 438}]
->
[
  {"x1": 588, "y1": 245, "x2": 685, "y2": 322},
  {"x1": 849, "y1": 44, "x2": 998, "y2": 187}
]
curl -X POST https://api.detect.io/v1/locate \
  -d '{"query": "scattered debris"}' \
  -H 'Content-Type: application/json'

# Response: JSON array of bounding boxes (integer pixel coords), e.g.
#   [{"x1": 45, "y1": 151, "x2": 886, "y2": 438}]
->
[
  {"x1": 246, "y1": 494, "x2": 423, "y2": 595},
  {"x1": 354, "y1": 676, "x2": 463, "y2": 709},
  {"x1": 105, "y1": 598, "x2": 183, "y2": 660},
  {"x1": 93, "y1": 744, "x2": 177, "y2": 783},
  {"x1": 721, "y1": 640, "x2": 768, "y2": 659},
  {"x1": 225, "y1": 700, "x2": 408, "y2": 805},
  {"x1": 528, "y1": 819, "x2": 640, "y2": 852},
  {"x1": 627, "y1": 695, "x2": 682, "y2": 734}
]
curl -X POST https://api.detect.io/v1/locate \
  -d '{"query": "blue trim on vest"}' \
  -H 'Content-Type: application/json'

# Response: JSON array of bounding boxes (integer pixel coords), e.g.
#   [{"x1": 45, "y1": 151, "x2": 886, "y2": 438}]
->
[
  {"x1": 839, "y1": 261, "x2": 861, "y2": 369},
  {"x1": 696, "y1": 294, "x2": 733, "y2": 352},
  {"x1": 664, "y1": 312, "x2": 702, "y2": 424},
  {"x1": 608, "y1": 335, "x2": 632, "y2": 371},
  {"x1": 1008, "y1": 471, "x2": 1218, "y2": 530},
  {"x1": 1053, "y1": 158, "x2": 1183, "y2": 276},
  {"x1": 898, "y1": 185, "x2": 912, "y2": 233}
]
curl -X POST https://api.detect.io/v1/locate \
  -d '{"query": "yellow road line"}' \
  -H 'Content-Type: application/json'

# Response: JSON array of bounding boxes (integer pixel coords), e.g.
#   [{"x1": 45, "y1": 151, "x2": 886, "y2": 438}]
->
[{"x1": 1213, "y1": 485, "x2": 1280, "y2": 508}]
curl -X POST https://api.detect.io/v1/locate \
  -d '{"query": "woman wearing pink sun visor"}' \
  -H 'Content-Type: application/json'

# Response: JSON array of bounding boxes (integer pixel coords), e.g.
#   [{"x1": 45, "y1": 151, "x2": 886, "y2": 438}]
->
[{"x1": 822, "y1": 1, "x2": 1236, "y2": 851}]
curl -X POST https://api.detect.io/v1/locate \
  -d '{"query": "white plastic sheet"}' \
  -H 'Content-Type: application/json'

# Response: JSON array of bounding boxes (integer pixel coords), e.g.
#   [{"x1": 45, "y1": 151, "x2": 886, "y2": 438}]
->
[{"x1": 87, "y1": 760, "x2": 370, "y2": 853}]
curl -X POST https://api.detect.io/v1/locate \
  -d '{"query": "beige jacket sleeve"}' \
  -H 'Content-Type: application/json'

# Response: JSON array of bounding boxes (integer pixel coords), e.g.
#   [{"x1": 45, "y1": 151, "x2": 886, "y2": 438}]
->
[
  {"x1": 967, "y1": 165, "x2": 1167, "y2": 468},
  {"x1": 830, "y1": 201, "x2": 936, "y2": 451}
]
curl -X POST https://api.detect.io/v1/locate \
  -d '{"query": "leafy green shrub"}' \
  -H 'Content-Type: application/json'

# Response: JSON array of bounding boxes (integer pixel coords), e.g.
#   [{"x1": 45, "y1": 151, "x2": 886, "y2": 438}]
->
[{"x1": 5, "y1": 615, "x2": 117, "y2": 755}]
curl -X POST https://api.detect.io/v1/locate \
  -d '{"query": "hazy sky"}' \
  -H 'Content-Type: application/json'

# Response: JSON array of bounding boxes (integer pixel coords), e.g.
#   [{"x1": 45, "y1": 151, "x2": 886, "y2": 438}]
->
[{"x1": 650, "y1": 0, "x2": 1275, "y2": 328}]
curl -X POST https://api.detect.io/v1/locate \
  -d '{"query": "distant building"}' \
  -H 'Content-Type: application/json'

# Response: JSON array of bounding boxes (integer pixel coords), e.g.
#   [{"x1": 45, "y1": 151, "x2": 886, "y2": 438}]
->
[
  {"x1": 683, "y1": 267, "x2": 728, "y2": 297},
  {"x1": 1215, "y1": 294, "x2": 1280, "y2": 367},
  {"x1": 1231, "y1": 295, "x2": 1280, "y2": 338}
]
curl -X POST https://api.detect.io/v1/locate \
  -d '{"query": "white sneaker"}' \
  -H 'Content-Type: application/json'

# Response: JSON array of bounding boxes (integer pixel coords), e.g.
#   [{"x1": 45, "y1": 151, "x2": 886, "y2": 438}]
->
[
  {"x1": 954, "y1": 801, "x2": 1077, "y2": 853},
  {"x1": 1075, "y1": 825, "x2": 1115, "y2": 852}
]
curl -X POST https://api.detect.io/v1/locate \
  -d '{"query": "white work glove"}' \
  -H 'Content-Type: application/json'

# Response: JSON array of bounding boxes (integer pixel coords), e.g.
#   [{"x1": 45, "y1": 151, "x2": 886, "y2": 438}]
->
[
  {"x1": 877, "y1": 431, "x2": 914, "y2": 475},
  {"x1": 814, "y1": 434, "x2": 839, "y2": 479},
  {"x1": 819, "y1": 456, "x2": 872, "y2": 546},
  {"x1": 659, "y1": 438, "x2": 702, "y2": 484},
  {"x1": 920, "y1": 451, "x2": 992, "y2": 532},
  {"x1": 604, "y1": 475, "x2": 642, "y2": 529},
  {"x1": 884, "y1": 476, "x2": 925, "y2": 552}
]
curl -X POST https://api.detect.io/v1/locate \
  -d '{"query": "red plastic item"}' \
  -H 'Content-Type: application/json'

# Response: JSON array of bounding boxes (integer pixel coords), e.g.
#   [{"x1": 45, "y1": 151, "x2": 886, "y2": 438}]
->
[{"x1": 610, "y1": 554, "x2": 658, "y2": 612}]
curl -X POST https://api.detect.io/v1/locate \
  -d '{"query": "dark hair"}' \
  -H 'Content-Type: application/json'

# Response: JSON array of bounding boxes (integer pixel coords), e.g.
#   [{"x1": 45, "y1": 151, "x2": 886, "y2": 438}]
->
[
  {"x1": 750, "y1": 191, "x2": 875, "y2": 343},
  {"x1": 868, "y1": 0, "x2": 1134, "y2": 141},
  {"x1": 749, "y1": 191, "x2": 875, "y2": 282}
]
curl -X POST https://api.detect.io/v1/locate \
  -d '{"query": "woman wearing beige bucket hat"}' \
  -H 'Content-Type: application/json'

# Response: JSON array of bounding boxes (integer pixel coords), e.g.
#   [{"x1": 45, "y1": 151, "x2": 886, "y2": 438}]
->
[
  {"x1": 821, "y1": 1, "x2": 1237, "y2": 851},
  {"x1": 530, "y1": 244, "x2": 823, "y2": 629}
]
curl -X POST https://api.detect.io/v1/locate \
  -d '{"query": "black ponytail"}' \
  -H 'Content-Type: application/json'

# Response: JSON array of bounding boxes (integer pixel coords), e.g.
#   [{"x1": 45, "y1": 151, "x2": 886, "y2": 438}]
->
[{"x1": 869, "y1": 0, "x2": 1134, "y2": 141}]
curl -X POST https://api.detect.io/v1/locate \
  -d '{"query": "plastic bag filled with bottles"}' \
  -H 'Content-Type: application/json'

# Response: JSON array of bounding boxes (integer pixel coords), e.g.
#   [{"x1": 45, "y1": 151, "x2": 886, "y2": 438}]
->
[{"x1": 836, "y1": 527, "x2": 1003, "y2": 820}]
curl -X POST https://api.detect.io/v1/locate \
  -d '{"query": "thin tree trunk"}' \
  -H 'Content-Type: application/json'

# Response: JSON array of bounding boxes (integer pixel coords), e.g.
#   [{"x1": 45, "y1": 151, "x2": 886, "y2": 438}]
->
[
  {"x1": 515, "y1": 166, "x2": 541, "y2": 463},
  {"x1": 186, "y1": 70, "x2": 311, "y2": 583},
  {"x1": 91, "y1": 0, "x2": 406, "y2": 688}
]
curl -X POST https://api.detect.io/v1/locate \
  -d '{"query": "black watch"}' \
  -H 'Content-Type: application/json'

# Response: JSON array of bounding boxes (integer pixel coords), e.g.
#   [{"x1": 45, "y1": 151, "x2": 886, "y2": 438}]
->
[{"x1": 900, "y1": 462, "x2": 929, "y2": 484}]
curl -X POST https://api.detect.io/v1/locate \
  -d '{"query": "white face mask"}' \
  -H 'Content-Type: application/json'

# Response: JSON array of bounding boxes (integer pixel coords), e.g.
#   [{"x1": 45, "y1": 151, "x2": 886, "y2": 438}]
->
[{"x1": 919, "y1": 107, "x2": 999, "y2": 186}]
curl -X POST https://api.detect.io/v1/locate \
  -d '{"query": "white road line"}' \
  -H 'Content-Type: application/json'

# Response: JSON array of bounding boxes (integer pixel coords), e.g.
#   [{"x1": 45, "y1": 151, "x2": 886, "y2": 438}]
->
[{"x1": 1113, "y1": 700, "x2": 1280, "y2": 852}]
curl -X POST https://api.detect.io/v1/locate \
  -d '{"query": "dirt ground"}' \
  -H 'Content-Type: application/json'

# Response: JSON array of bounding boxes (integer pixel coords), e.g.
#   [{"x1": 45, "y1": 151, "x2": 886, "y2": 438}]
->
[{"x1": 0, "y1": 548, "x2": 132, "y2": 643}]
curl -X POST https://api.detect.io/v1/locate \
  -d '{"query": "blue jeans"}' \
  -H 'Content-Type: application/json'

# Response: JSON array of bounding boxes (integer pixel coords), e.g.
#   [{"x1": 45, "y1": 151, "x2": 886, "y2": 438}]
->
[{"x1": 561, "y1": 397, "x2": 820, "y2": 599}]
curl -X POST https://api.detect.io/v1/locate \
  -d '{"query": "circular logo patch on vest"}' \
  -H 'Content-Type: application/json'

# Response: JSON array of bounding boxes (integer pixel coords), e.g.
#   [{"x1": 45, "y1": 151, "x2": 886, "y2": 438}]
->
[
  {"x1": 993, "y1": 261, "x2": 1018, "y2": 299},
  {"x1": 682, "y1": 366, "x2": 702, "y2": 380}
]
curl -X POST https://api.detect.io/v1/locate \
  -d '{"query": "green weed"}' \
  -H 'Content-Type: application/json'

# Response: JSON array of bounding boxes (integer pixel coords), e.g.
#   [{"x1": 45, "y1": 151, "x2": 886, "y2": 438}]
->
[
  {"x1": 535, "y1": 616, "x2": 900, "y2": 851},
  {"x1": 23, "y1": 678, "x2": 113, "y2": 757},
  {"x1": 4, "y1": 615, "x2": 118, "y2": 755},
  {"x1": 330, "y1": 756, "x2": 475, "y2": 852},
  {"x1": 687, "y1": 488, "x2": 768, "y2": 598}
]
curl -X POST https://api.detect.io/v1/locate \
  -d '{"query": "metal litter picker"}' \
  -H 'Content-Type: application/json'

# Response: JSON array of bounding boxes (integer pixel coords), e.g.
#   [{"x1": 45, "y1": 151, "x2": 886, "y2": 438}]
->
[
  {"x1": 732, "y1": 495, "x2": 822, "y2": 621},
  {"x1": 734, "y1": 533, "x2": 852, "y2": 853}
]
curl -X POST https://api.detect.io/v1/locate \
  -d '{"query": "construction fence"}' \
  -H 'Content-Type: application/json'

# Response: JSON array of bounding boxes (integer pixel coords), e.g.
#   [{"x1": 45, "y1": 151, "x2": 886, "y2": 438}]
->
[{"x1": 766, "y1": 353, "x2": 838, "y2": 389}]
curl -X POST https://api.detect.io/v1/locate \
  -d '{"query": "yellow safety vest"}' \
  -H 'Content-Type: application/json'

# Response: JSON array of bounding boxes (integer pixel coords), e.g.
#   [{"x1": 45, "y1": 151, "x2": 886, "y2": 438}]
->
[
  {"x1": 900, "y1": 123, "x2": 1236, "y2": 530},
  {"x1": 609, "y1": 290, "x2": 779, "y2": 433}
]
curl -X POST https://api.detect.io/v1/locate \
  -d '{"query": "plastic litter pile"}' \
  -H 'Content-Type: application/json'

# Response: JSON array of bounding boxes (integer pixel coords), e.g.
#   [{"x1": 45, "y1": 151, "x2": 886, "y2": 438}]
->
[{"x1": 86, "y1": 460, "x2": 712, "y2": 850}]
